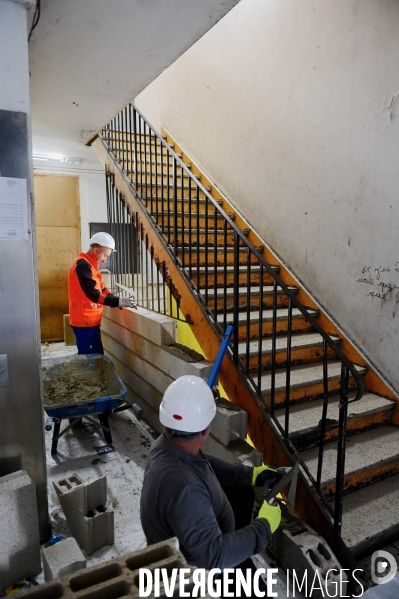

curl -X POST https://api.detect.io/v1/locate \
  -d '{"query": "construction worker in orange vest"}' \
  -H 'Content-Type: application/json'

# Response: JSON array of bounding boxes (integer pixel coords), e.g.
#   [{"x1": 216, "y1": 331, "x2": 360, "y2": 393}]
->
[{"x1": 68, "y1": 232, "x2": 136, "y2": 354}]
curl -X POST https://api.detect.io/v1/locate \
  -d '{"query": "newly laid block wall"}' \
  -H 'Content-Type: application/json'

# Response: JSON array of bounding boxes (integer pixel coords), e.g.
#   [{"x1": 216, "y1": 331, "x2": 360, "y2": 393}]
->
[{"x1": 102, "y1": 307, "x2": 213, "y2": 434}]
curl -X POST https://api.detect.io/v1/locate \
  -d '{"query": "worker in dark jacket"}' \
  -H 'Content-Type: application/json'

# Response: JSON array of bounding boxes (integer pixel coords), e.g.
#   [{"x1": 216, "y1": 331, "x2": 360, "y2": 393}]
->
[
  {"x1": 68, "y1": 232, "x2": 136, "y2": 354},
  {"x1": 140, "y1": 375, "x2": 282, "y2": 574}
]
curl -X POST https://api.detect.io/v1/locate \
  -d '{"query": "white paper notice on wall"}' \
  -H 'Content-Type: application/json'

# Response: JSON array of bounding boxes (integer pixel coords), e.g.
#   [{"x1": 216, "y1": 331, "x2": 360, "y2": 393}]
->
[{"x1": 0, "y1": 176, "x2": 28, "y2": 241}]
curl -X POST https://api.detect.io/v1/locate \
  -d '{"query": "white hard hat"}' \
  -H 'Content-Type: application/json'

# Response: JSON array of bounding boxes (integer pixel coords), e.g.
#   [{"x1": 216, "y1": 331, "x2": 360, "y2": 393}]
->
[
  {"x1": 89, "y1": 232, "x2": 116, "y2": 251},
  {"x1": 159, "y1": 375, "x2": 216, "y2": 433}
]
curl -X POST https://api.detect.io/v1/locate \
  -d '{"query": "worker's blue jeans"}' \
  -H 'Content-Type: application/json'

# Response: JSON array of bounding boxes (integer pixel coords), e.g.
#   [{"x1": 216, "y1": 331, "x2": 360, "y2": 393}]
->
[{"x1": 71, "y1": 326, "x2": 104, "y2": 354}]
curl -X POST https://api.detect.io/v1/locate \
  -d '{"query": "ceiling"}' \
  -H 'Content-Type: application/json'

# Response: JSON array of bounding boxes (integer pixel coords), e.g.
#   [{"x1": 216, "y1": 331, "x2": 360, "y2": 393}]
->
[{"x1": 29, "y1": 0, "x2": 240, "y2": 154}]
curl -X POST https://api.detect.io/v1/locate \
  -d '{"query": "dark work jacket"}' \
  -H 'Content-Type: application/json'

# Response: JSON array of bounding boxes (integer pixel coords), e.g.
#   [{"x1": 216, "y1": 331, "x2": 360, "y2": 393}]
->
[{"x1": 140, "y1": 434, "x2": 271, "y2": 570}]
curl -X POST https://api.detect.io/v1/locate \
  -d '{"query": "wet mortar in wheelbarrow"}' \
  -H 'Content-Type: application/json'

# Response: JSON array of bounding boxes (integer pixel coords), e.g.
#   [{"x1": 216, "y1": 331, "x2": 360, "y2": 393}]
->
[{"x1": 42, "y1": 354, "x2": 131, "y2": 454}]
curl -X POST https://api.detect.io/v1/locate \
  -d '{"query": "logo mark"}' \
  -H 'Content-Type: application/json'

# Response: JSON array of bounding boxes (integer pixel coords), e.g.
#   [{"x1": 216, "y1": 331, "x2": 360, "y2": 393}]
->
[{"x1": 371, "y1": 550, "x2": 397, "y2": 585}]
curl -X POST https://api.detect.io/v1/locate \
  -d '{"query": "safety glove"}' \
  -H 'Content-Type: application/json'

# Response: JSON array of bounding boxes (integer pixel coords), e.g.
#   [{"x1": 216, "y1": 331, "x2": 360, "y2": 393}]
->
[
  {"x1": 257, "y1": 500, "x2": 282, "y2": 533},
  {"x1": 119, "y1": 296, "x2": 138, "y2": 309},
  {"x1": 252, "y1": 465, "x2": 284, "y2": 491}
]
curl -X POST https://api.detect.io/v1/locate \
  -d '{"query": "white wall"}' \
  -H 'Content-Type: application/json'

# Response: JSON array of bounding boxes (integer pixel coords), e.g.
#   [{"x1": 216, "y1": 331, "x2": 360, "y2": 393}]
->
[
  {"x1": 79, "y1": 173, "x2": 108, "y2": 250},
  {"x1": 136, "y1": 0, "x2": 399, "y2": 393}
]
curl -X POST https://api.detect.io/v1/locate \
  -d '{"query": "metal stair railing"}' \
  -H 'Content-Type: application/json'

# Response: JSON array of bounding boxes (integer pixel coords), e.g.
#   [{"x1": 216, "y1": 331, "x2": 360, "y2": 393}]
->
[{"x1": 99, "y1": 103, "x2": 364, "y2": 541}]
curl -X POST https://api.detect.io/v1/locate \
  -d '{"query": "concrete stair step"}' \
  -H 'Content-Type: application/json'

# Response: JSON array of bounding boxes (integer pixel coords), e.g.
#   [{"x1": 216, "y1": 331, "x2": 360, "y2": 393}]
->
[
  {"x1": 177, "y1": 245, "x2": 264, "y2": 267},
  {"x1": 260, "y1": 360, "x2": 366, "y2": 404},
  {"x1": 164, "y1": 228, "x2": 250, "y2": 248},
  {"x1": 139, "y1": 186, "x2": 211, "y2": 199},
  {"x1": 301, "y1": 426, "x2": 399, "y2": 497},
  {"x1": 126, "y1": 166, "x2": 194, "y2": 175},
  {"x1": 145, "y1": 196, "x2": 222, "y2": 207},
  {"x1": 187, "y1": 264, "x2": 280, "y2": 288},
  {"x1": 216, "y1": 306, "x2": 318, "y2": 339},
  {"x1": 204, "y1": 284, "x2": 297, "y2": 311},
  {"x1": 150, "y1": 212, "x2": 236, "y2": 229},
  {"x1": 238, "y1": 332, "x2": 341, "y2": 370},
  {"x1": 337, "y1": 472, "x2": 399, "y2": 558},
  {"x1": 275, "y1": 392, "x2": 395, "y2": 448},
  {"x1": 104, "y1": 132, "x2": 167, "y2": 140}
]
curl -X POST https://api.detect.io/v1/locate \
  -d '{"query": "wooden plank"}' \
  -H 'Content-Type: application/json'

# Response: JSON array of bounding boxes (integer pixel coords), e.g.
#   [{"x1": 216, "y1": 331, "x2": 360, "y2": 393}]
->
[{"x1": 34, "y1": 174, "x2": 79, "y2": 227}]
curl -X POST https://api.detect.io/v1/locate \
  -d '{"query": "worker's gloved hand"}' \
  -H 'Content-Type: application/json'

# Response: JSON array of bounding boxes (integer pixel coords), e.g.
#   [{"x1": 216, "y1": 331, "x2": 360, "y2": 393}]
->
[
  {"x1": 119, "y1": 296, "x2": 138, "y2": 309},
  {"x1": 252, "y1": 465, "x2": 283, "y2": 491},
  {"x1": 257, "y1": 500, "x2": 282, "y2": 534}
]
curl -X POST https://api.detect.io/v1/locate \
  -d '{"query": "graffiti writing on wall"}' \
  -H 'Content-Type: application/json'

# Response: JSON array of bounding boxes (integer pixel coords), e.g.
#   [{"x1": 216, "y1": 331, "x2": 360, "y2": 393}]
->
[{"x1": 356, "y1": 263, "x2": 399, "y2": 303}]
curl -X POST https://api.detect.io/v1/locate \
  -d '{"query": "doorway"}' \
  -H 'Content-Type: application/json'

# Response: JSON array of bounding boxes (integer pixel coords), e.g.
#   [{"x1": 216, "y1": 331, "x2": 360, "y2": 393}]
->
[{"x1": 34, "y1": 174, "x2": 80, "y2": 341}]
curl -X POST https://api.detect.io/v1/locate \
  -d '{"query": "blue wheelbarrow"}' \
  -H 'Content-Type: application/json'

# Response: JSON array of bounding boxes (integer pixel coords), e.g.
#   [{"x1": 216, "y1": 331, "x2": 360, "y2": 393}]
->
[{"x1": 42, "y1": 354, "x2": 137, "y2": 454}]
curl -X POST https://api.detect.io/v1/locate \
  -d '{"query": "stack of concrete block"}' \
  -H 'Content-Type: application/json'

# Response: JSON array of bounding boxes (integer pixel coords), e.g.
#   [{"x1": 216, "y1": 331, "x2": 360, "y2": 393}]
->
[
  {"x1": 53, "y1": 474, "x2": 114, "y2": 556},
  {"x1": 101, "y1": 306, "x2": 213, "y2": 433},
  {"x1": 102, "y1": 306, "x2": 261, "y2": 466},
  {"x1": 0, "y1": 470, "x2": 41, "y2": 592},
  {"x1": 42, "y1": 538, "x2": 86, "y2": 581},
  {"x1": 22, "y1": 538, "x2": 202, "y2": 598}
]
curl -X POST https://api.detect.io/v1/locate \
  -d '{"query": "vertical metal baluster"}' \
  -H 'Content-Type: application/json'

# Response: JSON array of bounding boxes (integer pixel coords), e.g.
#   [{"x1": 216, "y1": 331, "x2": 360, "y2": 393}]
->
[
  {"x1": 123, "y1": 107, "x2": 126, "y2": 173},
  {"x1": 188, "y1": 176, "x2": 192, "y2": 281},
  {"x1": 245, "y1": 249, "x2": 251, "y2": 373},
  {"x1": 169, "y1": 277, "x2": 173, "y2": 316},
  {"x1": 140, "y1": 221, "x2": 144, "y2": 309},
  {"x1": 128, "y1": 106, "x2": 132, "y2": 183},
  {"x1": 317, "y1": 339, "x2": 329, "y2": 489},
  {"x1": 173, "y1": 157, "x2": 178, "y2": 265},
  {"x1": 204, "y1": 193, "x2": 209, "y2": 307},
  {"x1": 145, "y1": 234, "x2": 149, "y2": 309},
  {"x1": 213, "y1": 200, "x2": 218, "y2": 325},
  {"x1": 334, "y1": 363, "x2": 349, "y2": 539},
  {"x1": 144, "y1": 123, "x2": 148, "y2": 204},
  {"x1": 179, "y1": 164, "x2": 184, "y2": 270},
  {"x1": 124, "y1": 200, "x2": 129, "y2": 290},
  {"x1": 149, "y1": 131, "x2": 153, "y2": 205},
  {"x1": 257, "y1": 263, "x2": 264, "y2": 394},
  {"x1": 138, "y1": 116, "x2": 142, "y2": 201},
  {"x1": 154, "y1": 131, "x2": 158, "y2": 225},
  {"x1": 133, "y1": 107, "x2": 138, "y2": 194},
  {"x1": 223, "y1": 219, "x2": 228, "y2": 333},
  {"x1": 196, "y1": 186, "x2": 200, "y2": 298},
  {"x1": 270, "y1": 280, "x2": 277, "y2": 414},
  {"x1": 162, "y1": 261, "x2": 167, "y2": 314},
  {"x1": 162, "y1": 144, "x2": 167, "y2": 244},
  {"x1": 156, "y1": 259, "x2": 160, "y2": 314},
  {"x1": 167, "y1": 146, "x2": 171, "y2": 248},
  {"x1": 285, "y1": 296, "x2": 293, "y2": 436},
  {"x1": 233, "y1": 232, "x2": 240, "y2": 364}
]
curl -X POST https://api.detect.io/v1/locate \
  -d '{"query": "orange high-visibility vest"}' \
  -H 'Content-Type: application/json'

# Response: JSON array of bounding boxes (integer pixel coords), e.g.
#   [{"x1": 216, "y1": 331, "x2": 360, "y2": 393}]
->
[{"x1": 68, "y1": 252, "x2": 108, "y2": 327}]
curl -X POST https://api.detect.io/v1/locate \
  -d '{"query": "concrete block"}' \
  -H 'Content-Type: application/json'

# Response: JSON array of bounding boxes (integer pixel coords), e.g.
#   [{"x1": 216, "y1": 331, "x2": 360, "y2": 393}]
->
[
  {"x1": 102, "y1": 333, "x2": 173, "y2": 395},
  {"x1": 0, "y1": 470, "x2": 41, "y2": 592},
  {"x1": 82, "y1": 506, "x2": 114, "y2": 555},
  {"x1": 268, "y1": 507, "x2": 348, "y2": 599},
  {"x1": 54, "y1": 475, "x2": 114, "y2": 556},
  {"x1": 42, "y1": 538, "x2": 86, "y2": 581},
  {"x1": 63, "y1": 314, "x2": 76, "y2": 346},
  {"x1": 103, "y1": 306, "x2": 177, "y2": 347},
  {"x1": 21, "y1": 538, "x2": 202, "y2": 598},
  {"x1": 204, "y1": 433, "x2": 262, "y2": 466},
  {"x1": 211, "y1": 399, "x2": 248, "y2": 446}
]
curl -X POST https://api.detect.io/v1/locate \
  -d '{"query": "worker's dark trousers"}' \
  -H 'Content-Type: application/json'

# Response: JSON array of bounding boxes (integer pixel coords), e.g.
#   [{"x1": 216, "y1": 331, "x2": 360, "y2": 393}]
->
[
  {"x1": 71, "y1": 325, "x2": 104, "y2": 354},
  {"x1": 220, "y1": 486, "x2": 269, "y2": 599}
]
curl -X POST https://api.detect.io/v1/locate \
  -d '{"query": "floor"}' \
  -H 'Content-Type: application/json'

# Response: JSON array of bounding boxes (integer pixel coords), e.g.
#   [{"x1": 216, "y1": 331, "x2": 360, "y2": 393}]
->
[{"x1": 38, "y1": 342, "x2": 295, "y2": 597}]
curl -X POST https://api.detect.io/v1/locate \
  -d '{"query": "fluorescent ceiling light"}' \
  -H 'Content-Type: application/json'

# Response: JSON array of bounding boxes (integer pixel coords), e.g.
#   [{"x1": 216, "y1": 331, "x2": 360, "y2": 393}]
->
[
  {"x1": 65, "y1": 157, "x2": 82, "y2": 165},
  {"x1": 33, "y1": 154, "x2": 83, "y2": 165},
  {"x1": 33, "y1": 154, "x2": 65, "y2": 162}
]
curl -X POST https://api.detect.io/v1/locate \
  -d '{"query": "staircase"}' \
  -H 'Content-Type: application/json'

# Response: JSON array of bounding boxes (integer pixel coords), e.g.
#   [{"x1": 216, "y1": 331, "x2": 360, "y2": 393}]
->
[{"x1": 93, "y1": 105, "x2": 399, "y2": 567}]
